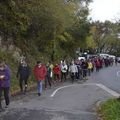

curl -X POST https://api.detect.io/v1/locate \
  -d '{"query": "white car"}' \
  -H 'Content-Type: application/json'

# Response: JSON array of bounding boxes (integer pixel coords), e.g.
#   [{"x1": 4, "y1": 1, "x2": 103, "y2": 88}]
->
[
  {"x1": 99, "y1": 53, "x2": 109, "y2": 58},
  {"x1": 78, "y1": 57, "x2": 86, "y2": 60},
  {"x1": 117, "y1": 57, "x2": 120, "y2": 63}
]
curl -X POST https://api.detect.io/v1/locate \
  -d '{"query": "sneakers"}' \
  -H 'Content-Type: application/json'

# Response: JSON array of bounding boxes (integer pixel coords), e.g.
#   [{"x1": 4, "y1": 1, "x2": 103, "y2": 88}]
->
[
  {"x1": 5, "y1": 105, "x2": 9, "y2": 109},
  {"x1": 0, "y1": 105, "x2": 9, "y2": 112},
  {"x1": 38, "y1": 93, "x2": 41, "y2": 96}
]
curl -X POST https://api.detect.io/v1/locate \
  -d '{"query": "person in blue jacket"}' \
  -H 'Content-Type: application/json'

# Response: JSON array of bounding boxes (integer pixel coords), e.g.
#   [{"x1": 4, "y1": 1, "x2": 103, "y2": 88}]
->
[{"x1": 17, "y1": 60, "x2": 30, "y2": 94}]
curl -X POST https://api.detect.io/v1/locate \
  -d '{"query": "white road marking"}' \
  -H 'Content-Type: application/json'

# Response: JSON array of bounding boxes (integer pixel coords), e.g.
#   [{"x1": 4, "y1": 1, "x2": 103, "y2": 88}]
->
[
  {"x1": 50, "y1": 84, "x2": 78, "y2": 97},
  {"x1": 50, "y1": 83, "x2": 120, "y2": 98},
  {"x1": 117, "y1": 71, "x2": 120, "y2": 77},
  {"x1": 95, "y1": 83, "x2": 120, "y2": 97}
]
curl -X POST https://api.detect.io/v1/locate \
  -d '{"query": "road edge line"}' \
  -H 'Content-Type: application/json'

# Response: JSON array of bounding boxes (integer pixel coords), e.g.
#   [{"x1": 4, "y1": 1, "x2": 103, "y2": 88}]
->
[{"x1": 50, "y1": 83, "x2": 120, "y2": 98}]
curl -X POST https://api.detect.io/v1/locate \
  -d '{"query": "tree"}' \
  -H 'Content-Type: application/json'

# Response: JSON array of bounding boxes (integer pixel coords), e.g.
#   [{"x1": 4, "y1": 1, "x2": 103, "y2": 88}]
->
[
  {"x1": 89, "y1": 20, "x2": 120, "y2": 55},
  {"x1": 0, "y1": 0, "x2": 92, "y2": 60},
  {"x1": 0, "y1": 0, "x2": 29, "y2": 47}
]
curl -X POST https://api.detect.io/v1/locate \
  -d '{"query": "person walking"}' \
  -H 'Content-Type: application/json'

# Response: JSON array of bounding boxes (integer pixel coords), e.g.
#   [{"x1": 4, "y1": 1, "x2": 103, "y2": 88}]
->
[
  {"x1": 69, "y1": 61, "x2": 78, "y2": 83},
  {"x1": 88, "y1": 60, "x2": 93, "y2": 76},
  {"x1": 45, "y1": 63, "x2": 52, "y2": 89},
  {"x1": 53, "y1": 64, "x2": 61, "y2": 83},
  {"x1": 33, "y1": 61, "x2": 47, "y2": 96},
  {"x1": 17, "y1": 60, "x2": 31, "y2": 94},
  {"x1": 75, "y1": 62, "x2": 81, "y2": 80},
  {"x1": 95, "y1": 59, "x2": 100, "y2": 72},
  {"x1": 61, "y1": 62, "x2": 68, "y2": 82},
  {"x1": 0, "y1": 60, "x2": 10, "y2": 111},
  {"x1": 81, "y1": 60, "x2": 88, "y2": 80},
  {"x1": 115, "y1": 57, "x2": 118, "y2": 66},
  {"x1": 49, "y1": 61, "x2": 54, "y2": 83}
]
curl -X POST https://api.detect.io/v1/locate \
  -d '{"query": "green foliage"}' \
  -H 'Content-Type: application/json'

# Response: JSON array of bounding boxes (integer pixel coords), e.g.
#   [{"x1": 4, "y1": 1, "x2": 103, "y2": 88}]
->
[
  {"x1": 0, "y1": 0, "x2": 92, "y2": 60},
  {"x1": 88, "y1": 21, "x2": 120, "y2": 55},
  {"x1": 86, "y1": 35, "x2": 96, "y2": 49},
  {"x1": 0, "y1": 1, "x2": 29, "y2": 39},
  {"x1": 99, "y1": 99, "x2": 120, "y2": 120},
  {"x1": 0, "y1": 0, "x2": 93, "y2": 92}
]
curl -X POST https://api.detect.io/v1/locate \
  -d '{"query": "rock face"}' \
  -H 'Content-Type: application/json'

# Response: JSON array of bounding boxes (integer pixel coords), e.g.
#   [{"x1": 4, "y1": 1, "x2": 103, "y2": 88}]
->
[
  {"x1": 8, "y1": 44, "x2": 14, "y2": 51},
  {"x1": 0, "y1": 36, "x2": 26, "y2": 62},
  {"x1": 12, "y1": 51, "x2": 21, "y2": 61},
  {"x1": 0, "y1": 38, "x2": 22, "y2": 61}
]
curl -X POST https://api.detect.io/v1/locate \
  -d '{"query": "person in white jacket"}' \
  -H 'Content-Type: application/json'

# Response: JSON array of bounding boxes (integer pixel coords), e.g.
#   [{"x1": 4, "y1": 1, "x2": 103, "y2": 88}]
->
[
  {"x1": 61, "y1": 62, "x2": 68, "y2": 82},
  {"x1": 69, "y1": 61, "x2": 78, "y2": 83}
]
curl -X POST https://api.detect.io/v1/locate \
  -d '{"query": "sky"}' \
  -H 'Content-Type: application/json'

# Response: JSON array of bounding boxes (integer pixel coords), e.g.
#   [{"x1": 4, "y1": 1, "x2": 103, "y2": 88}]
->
[{"x1": 89, "y1": 0, "x2": 120, "y2": 22}]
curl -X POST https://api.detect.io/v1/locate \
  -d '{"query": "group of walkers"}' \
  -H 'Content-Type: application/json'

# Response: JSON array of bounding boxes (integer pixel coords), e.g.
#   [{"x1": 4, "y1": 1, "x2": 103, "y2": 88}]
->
[{"x1": 0, "y1": 56, "x2": 117, "y2": 111}]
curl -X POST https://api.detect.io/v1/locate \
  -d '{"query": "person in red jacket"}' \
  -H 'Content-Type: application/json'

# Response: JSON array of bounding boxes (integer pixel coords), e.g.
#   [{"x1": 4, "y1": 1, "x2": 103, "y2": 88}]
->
[
  {"x1": 53, "y1": 64, "x2": 61, "y2": 82},
  {"x1": 95, "y1": 59, "x2": 100, "y2": 72},
  {"x1": 33, "y1": 61, "x2": 47, "y2": 96}
]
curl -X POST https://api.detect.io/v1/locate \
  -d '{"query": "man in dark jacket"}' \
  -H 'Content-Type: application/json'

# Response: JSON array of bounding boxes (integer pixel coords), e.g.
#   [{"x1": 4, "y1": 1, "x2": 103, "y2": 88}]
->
[
  {"x1": 81, "y1": 60, "x2": 88, "y2": 80},
  {"x1": 17, "y1": 60, "x2": 30, "y2": 93}
]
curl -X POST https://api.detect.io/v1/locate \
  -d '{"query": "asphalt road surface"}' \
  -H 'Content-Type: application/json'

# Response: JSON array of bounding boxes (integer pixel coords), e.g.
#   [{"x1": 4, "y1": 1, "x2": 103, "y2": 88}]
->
[
  {"x1": 87, "y1": 64, "x2": 120, "y2": 93},
  {"x1": 0, "y1": 64, "x2": 120, "y2": 120}
]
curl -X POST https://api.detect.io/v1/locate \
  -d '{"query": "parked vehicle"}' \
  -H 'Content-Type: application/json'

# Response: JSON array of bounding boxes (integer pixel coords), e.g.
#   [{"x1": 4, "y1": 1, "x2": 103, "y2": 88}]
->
[
  {"x1": 78, "y1": 57, "x2": 86, "y2": 60},
  {"x1": 99, "y1": 53, "x2": 115, "y2": 60},
  {"x1": 99, "y1": 53, "x2": 109, "y2": 58},
  {"x1": 117, "y1": 57, "x2": 120, "y2": 63}
]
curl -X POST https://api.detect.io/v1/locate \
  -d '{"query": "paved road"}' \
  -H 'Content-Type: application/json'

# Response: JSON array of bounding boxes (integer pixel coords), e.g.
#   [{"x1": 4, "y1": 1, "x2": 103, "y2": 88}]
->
[
  {"x1": 0, "y1": 64, "x2": 119, "y2": 120},
  {"x1": 87, "y1": 64, "x2": 120, "y2": 93}
]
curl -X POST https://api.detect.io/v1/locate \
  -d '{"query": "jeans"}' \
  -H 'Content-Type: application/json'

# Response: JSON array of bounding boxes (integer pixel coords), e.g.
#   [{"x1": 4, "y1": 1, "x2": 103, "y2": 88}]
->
[
  {"x1": 0, "y1": 87, "x2": 10, "y2": 108},
  {"x1": 37, "y1": 81, "x2": 43, "y2": 94}
]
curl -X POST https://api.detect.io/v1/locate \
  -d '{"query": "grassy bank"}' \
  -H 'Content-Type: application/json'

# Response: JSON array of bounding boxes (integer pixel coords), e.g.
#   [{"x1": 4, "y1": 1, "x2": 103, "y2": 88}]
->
[{"x1": 99, "y1": 99, "x2": 120, "y2": 120}]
